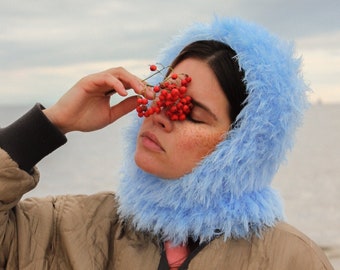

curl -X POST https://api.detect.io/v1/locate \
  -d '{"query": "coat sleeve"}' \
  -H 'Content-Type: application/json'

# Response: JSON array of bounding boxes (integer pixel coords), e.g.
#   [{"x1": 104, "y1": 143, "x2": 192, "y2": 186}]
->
[
  {"x1": 0, "y1": 104, "x2": 66, "y2": 268},
  {"x1": 0, "y1": 103, "x2": 67, "y2": 173},
  {"x1": 0, "y1": 152, "x2": 119, "y2": 269},
  {"x1": 0, "y1": 149, "x2": 41, "y2": 268}
]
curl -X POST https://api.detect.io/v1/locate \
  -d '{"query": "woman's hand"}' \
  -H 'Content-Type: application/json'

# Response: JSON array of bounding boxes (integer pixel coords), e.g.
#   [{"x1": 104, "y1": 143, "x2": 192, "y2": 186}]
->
[{"x1": 43, "y1": 67, "x2": 152, "y2": 134}]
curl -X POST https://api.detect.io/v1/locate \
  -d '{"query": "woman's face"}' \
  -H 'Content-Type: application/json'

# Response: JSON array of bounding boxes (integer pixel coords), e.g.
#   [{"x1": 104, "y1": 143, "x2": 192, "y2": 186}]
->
[{"x1": 135, "y1": 58, "x2": 232, "y2": 179}]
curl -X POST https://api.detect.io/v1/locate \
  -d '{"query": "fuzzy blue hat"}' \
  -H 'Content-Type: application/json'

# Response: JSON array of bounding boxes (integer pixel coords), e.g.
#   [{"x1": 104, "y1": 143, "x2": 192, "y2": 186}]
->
[{"x1": 117, "y1": 17, "x2": 308, "y2": 245}]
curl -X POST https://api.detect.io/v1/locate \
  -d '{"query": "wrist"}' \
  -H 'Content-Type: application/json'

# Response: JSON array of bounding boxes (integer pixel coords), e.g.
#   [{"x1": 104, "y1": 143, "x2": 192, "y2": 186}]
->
[{"x1": 43, "y1": 107, "x2": 69, "y2": 134}]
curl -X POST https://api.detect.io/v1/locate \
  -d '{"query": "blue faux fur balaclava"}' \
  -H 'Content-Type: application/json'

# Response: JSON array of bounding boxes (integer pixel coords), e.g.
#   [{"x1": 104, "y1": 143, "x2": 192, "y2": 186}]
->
[{"x1": 117, "y1": 17, "x2": 308, "y2": 245}]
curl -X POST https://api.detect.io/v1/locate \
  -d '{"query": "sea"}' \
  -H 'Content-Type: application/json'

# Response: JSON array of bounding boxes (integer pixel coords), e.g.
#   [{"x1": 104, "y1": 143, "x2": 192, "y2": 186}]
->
[{"x1": 1, "y1": 103, "x2": 339, "y2": 268}]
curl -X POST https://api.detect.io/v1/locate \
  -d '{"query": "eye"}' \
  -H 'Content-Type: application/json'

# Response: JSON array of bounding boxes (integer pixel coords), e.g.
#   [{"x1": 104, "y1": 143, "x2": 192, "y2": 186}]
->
[{"x1": 186, "y1": 111, "x2": 205, "y2": 124}]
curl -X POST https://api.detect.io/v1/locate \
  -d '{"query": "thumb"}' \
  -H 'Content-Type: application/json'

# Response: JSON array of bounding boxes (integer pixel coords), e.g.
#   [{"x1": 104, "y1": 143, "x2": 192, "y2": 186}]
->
[{"x1": 109, "y1": 96, "x2": 138, "y2": 123}]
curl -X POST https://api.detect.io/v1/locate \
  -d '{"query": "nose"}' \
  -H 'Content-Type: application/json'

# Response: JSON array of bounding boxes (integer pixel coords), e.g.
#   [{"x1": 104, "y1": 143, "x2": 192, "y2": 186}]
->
[{"x1": 151, "y1": 110, "x2": 173, "y2": 132}]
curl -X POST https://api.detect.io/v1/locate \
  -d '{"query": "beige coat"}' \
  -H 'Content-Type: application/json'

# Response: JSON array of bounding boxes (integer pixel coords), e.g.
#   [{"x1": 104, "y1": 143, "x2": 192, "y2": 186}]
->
[{"x1": 0, "y1": 149, "x2": 333, "y2": 269}]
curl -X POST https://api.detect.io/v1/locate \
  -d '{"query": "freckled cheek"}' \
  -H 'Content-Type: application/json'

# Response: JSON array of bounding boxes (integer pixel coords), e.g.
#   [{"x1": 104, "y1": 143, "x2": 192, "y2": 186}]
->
[{"x1": 176, "y1": 129, "x2": 224, "y2": 158}]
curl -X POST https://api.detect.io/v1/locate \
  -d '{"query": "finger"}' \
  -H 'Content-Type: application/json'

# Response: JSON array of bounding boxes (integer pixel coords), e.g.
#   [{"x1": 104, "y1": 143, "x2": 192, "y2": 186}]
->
[
  {"x1": 133, "y1": 84, "x2": 154, "y2": 100},
  {"x1": 107, "y1": 67, "x2": 154, "y2": 99},
  {"x1": 100, "y1": 74, "x2": 129, "y2": 96},
  {"x1": 109, "y1": 96, "x2": 138, "y2": 123},
  {"x1": 81, "y1": 71, "x2": 128, "y2": 97},
  {"x1": 102, "y1": 72, "x2": 153, "y2": 99},
  {"x1": 104, "y1": 89, "x2": 116, "y2": 96}
]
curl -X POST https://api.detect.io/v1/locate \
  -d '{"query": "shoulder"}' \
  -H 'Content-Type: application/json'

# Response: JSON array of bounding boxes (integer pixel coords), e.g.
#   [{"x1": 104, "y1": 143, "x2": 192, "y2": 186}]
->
[
  {"x1": 18, "y1": 191, "x2": 119, "y2": 223},
  {"x1": 262, "y1": 221, "x2": 317, "y2": 245},
  {"x1": 263, "y1": 222, "x2": 327, "y2": 257},
  {"x1": 258, "y1": 222, "x2": 333, "y2": 269},
  {"x1": 192, "y1": 222, "x2": 333, "y2": 270},
  {"x1": 59, "y1": 191, "x2": 117, "y2": 214},
  {"x1": 54, "y1": 191, "x2": 118, "y2": 210}
]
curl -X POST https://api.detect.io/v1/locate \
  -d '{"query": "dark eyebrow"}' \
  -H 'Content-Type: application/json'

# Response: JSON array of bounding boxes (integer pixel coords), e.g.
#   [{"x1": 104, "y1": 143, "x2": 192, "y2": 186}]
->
[{"x1": 192, "y1": 99, "x2": 218, "y2": 121}]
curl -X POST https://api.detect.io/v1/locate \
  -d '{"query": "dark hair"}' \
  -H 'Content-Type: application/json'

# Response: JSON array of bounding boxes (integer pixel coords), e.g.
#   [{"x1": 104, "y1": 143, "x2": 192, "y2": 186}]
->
[{"x1": 170, "y1": 40, "x2": 247, "y2": 124}]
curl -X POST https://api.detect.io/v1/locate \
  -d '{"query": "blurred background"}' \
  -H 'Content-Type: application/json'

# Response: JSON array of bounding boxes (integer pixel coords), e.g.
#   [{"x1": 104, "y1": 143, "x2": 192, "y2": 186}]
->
[
  {"x1": 1, "y1": 0, "x2": 339, "y2": 268},
  {"x1": 1, "y1": 0, "x2": 339, "y2": 106}
]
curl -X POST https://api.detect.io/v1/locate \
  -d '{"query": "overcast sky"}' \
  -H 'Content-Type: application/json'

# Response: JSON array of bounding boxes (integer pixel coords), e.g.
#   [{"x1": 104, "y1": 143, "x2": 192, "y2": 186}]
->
[{"x1": 1, "y1": 0, "x2": 339, "y2": 105}]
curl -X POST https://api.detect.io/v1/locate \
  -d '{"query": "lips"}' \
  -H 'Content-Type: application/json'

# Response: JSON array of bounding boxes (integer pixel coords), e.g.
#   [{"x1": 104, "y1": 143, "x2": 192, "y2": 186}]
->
[{"x1": 140, "y1": 131, "x2": 165, "y2": 152}]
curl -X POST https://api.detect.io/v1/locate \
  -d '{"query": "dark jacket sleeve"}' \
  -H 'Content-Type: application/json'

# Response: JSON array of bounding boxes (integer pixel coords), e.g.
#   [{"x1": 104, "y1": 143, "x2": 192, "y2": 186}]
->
[{"x1": 0, "y1": 103, "x2": 67, "y2": 173}]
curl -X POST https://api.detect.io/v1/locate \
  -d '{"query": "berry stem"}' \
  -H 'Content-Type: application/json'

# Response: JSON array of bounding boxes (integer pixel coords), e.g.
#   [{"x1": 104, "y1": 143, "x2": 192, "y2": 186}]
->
[{"x1": 142, "y1": 64, "x2": 172, "y2": 84}]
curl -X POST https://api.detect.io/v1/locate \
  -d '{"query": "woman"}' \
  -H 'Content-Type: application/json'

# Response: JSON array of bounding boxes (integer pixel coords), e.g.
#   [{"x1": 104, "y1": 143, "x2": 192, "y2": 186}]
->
[{"x1": 0, "y1": 17, "x2": 333, "y2": 269}]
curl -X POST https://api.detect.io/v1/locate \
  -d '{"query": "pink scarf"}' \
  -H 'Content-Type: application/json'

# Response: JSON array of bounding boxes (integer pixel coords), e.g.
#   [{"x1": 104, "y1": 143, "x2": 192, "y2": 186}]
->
[{"x1": 164, "y1": 241, "x2": 190, "y2": 269}]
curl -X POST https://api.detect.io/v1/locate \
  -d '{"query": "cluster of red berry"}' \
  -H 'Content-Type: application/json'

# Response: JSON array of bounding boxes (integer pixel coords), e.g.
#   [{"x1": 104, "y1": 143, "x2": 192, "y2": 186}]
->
[{"x1": 136, "y1": 64, "x2": 193, "y2": 121}]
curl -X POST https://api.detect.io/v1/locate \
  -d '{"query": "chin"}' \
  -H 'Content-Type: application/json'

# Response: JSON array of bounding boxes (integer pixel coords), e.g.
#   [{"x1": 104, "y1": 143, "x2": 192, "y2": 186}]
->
[
  {"x1": 134, "y1": 154, "x2": 177, "y2": 180},
  {"x1": 134, "y1": 152, "x2": 160, "y2": 176}
]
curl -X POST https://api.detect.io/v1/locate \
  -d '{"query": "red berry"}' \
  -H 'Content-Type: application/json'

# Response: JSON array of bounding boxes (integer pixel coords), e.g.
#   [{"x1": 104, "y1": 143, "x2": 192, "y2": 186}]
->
[
  {"x1": 171, "y1": 73, "x2": 178, "y2": 80},
  {"x1": 165, "y1": 100, "x2": 173, "y2": 107},
  {"x1": 183, "y1": 105, "x2": 190, "y2": 113},
  {"x1": 150, "y1": 64, "x2": 157, "y2": 71},
  {"x1": 176, "y1": 102, "x2": 183, "y2": 109},
  {"x1": 171, "y1": 88, "x2": 179, "y2": 97},
  {"x1": 171, "y1": 114, "x2": 179, "y2": 121},
  {"x1": 179, "y1": 114, "x2": 186, "y2": 121},
  {"x1": 170, "y1": 105, "x2": 177, "y2": 113},
  {"x1": 153, "y1": 85, "x2": 160, "y2": 92},
  {"x1": 179, "y1": 86, "x2": 187, "y2": 94},
  {"x1": 147, "y1": 107, "x2": 154, "y2": 114}
]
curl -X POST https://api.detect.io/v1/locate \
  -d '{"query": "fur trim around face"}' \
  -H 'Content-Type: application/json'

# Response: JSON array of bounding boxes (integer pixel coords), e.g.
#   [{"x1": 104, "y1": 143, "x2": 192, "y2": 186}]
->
[{"x1": 117, "y1": 17, "x2": 308, "y2": 245}]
